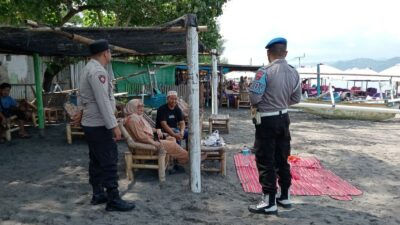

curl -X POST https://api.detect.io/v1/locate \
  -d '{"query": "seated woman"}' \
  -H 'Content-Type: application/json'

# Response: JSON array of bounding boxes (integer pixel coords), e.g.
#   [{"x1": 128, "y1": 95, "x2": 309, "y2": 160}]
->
[{"x1": 124, "y1": 99, "x2": 189, "y2": 166}]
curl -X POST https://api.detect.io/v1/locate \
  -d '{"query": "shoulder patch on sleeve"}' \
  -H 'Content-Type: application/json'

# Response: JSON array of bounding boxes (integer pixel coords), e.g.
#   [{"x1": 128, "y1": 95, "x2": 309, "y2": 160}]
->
[
  {"x1": 98, "y1": 75, "x2": 107, "y2": 84},
  {"x1": 255, "y1": 70, "x2": 264, "y2": 80},
  {"x1": 249, "y1": 68, "x2": 268, "y2": 94}
]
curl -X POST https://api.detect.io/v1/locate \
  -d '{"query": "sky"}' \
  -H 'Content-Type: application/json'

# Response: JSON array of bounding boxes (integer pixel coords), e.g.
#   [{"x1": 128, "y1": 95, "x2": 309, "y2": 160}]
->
[{"x1": 218, "y1": 0, "x2": 400, "y2": 66}]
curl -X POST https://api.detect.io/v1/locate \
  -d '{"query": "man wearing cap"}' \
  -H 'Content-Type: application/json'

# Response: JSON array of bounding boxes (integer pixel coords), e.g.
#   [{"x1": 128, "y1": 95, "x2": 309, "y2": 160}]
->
[
  {"x1": 156, "y1": 91, "x2": 188, "y2": 146},
  {"x1": 77, "y1": 39, "x2": 135, "y2": 212},
  {"x1": 248, "y1": 37, "x2": 301, "y2": 215}
]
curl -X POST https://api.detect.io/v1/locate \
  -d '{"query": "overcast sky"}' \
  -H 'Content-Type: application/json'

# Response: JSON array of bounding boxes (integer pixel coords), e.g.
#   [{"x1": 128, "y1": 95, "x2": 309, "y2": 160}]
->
[{"x1": 218, "y1": 0, "x2": 400, "y2": 66}]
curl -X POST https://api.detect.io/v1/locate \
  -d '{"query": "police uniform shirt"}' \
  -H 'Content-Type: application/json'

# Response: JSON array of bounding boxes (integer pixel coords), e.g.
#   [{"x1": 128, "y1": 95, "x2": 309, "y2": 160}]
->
[
  {"x1": 155, "y1": 104, "x2": 184, "y2": 130},
  {"x1": 249, "y1": 59, "x2": 301, "y2": 112},
  {"x1": 78, "y1": 59, "x2": 117, "y2": 129}
]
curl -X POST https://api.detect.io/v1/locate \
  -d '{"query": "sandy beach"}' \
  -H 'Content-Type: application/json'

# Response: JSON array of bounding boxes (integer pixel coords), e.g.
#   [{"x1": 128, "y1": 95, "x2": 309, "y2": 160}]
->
[{"x1": 0, "y1": 108, "x2": 399, "y2": 225}]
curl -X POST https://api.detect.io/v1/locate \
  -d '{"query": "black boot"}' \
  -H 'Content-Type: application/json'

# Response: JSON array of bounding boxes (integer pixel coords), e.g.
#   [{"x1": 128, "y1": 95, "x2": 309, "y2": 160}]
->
[
  {"x1": 105, "y1": 188, "x2": 135, "y2": 212},
  {"x1": 277, "y1": 188, "x2": 292, "y2": 209},
  {"x1": 91, "y1": 185, "x2": 107, "y2": 205},
  {"x1": 248, "y1": 193, "x2": 278, "y2": 215}
]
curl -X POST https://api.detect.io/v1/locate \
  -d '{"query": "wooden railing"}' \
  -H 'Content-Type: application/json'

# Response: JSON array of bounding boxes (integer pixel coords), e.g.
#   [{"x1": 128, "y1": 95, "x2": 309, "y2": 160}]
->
[
  {"x1": 9, "y1": 84, "x2": 36, "y2": 101},
  {"x1": 118, "y1": 83, "x2": 190, "y2": 102}
]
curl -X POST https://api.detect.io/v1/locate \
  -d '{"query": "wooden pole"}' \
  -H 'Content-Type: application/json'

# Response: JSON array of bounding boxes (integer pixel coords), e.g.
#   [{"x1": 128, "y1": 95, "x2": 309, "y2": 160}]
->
[
  {"x1": 317, "y1": 63, "x2": 321, "y2": 95},
  {"x1": 211, "y1": 49, "x2": 218, "y2": 115},
  {"x1": 33, "y1": 53, "x2": 45, "y2": 137},
  {"x1": 295, "y1": 102, "x2": 400, "y2": 114},
  {"x1": 219, "y1": 66, "x2": 224, "y2": 107},
  {"x1": 187, "y1": 20, "x2": 201, "y2": 193}
]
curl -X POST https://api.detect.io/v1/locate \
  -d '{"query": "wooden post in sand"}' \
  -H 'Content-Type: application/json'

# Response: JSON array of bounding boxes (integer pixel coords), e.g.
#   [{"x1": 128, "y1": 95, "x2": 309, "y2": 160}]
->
[
  {"x1": 186, "y1": 14, "x2": 201, "y2": 193},
  {"x1": 211, "y1": 49, "x2": 218, "y2": 115},
  {"x1": 33, "y1": 53, "x2": 45, "y2": 137}
]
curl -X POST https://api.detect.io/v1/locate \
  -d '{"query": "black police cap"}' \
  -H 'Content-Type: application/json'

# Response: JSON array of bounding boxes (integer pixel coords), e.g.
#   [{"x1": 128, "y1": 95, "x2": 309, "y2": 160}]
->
[{"x1": 89, "y1": 39, "x2": 109, "y2": 55}]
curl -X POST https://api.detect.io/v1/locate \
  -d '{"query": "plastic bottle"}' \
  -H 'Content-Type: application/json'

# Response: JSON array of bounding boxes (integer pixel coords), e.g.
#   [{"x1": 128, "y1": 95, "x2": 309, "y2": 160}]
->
[{"x1": 242, "y1": 146, "x2": 251, "y2": 166}]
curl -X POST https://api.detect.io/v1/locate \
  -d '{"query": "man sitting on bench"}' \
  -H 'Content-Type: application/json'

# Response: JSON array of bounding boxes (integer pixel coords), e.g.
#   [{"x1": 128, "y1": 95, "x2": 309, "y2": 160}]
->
[
  {"x1": 0, "y1": 83, "x2": 32, "y2": 141},
  {"x1": 156, "y1": 91, "x2": 188, "y2": 146}
]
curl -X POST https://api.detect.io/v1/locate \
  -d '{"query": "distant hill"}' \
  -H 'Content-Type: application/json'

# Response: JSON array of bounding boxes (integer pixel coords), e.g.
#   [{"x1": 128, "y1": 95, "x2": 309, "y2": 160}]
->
[{"x1": 332, "y1": 57, "x2": 400, "y2": 72}]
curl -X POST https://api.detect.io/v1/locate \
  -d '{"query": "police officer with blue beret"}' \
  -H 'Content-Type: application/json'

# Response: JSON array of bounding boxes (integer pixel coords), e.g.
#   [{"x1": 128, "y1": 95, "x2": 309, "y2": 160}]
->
[
  {"x1": 77, "y1": 39, "x2": 135, "y2": 211},
  {"x1": 248, "y1": 37, "x2": 301, "y2": 214}
]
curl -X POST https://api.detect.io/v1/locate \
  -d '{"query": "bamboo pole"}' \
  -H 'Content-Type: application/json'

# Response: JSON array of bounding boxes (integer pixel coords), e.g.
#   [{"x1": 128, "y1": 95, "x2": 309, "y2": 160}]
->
[
  {"x1": 114, "y1": 64, "x2": 178, "y2": 81},
  {"x1": 211, "y1": 49, "x2": 218, "y2": 115},
  {"x1": 294, "y1": 102, "x2": 400, "y2": 114},
  {"x1": 26, "y1": 20, "x2": 140, "y2": 55},
  {"x1": 300, "y1": 72, "x2": 400, "y2": 79},
  {"x1": 33, "y1": 53, "x2": 45, "y2": 137},
  {"x1": 187, "y1": 22, "x2": 201, "y2": 193}
]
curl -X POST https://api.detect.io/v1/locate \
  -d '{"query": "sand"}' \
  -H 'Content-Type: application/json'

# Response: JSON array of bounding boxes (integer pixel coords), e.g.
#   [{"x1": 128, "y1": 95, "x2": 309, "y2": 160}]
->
[{"x1": 0, "y1": 108, "x2": 399, "y2": 225}]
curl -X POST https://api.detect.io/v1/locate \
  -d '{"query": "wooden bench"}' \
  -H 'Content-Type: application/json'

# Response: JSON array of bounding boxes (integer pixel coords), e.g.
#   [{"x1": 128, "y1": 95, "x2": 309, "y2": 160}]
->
[
  {"x1": 1, "y1": 115, "x2": 19, "y2": 141},
  {"x1": 119, "y1": 120, "x2": 169, "y2": 184},
  {"x1": 201, "y1": 137, "x2": 226, "y2": 176},
  {"x1": 209, "y1": 114, "x2": 230, "y2": 134},
  {"x1": 64, "y1": 102, "x2": 84, "y2": 144}
]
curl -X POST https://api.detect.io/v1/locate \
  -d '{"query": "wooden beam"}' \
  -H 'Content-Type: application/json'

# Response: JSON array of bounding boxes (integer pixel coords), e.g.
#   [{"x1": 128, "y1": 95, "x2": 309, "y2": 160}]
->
[{"x1": 26, "y1": 20, "x2": 141, "y2": 55}]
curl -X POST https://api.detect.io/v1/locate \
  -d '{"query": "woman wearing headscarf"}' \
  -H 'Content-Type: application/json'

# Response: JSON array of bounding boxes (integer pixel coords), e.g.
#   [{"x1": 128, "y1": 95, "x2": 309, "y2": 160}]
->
[{"x1": 124, "y1": 99, "x2": 188, "y2": 165}]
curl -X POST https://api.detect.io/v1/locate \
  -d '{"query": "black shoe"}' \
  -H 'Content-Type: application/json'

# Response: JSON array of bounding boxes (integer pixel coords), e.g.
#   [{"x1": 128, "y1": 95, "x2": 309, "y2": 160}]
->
[
  {"x1": 169, "y1": 164, "x2": 185, "y2": 174},
  {"x1": 105, "y1": 198, "x2": 136, "y2": 212},
  {"x1": 248, "y1": 194, "x2": 278, "y2": 215},
  {"x1": 276, "y1": 189, "x2": 292, "y2": 209},
  {"x1": 91, "y1": 193, "x2": 108, "y2": 205},
  {"x1": 276, "y1": 197, "x2": 292, "y2": 209},
  {"x1": 105, "y1": 188, "x2": 135, "y2": 212}
]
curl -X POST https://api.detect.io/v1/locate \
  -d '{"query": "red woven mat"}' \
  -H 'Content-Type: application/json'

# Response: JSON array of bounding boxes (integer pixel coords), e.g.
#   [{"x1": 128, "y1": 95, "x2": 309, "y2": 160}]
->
[{"x1": 234, "y1": 154, "x2": 362, "y2": 200}]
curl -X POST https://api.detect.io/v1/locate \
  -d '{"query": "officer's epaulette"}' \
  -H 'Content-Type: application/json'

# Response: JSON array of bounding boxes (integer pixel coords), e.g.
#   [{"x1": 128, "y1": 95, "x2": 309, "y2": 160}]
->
[
  {"x1": 288, "y1": 64, "x2": 295, "y2": 69},
  {"x1": 263, "y1": 63, "x2": 274, "y2": 69}
]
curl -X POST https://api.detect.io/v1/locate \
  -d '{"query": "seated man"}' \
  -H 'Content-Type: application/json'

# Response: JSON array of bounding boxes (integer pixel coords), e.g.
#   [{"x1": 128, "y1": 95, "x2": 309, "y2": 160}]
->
[
  {"x1": 124, "y1": 99, "x2": 189, "y2": 170},
  {"x1": 0, "y1": 83, "x2": 32, "y2": 140},
  {"x1": 156, "y1": 91, "x2": 188, "y2": 146}
]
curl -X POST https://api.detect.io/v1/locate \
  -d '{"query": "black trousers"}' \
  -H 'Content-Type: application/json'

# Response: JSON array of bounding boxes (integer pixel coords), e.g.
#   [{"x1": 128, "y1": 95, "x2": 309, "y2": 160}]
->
[
  {"x1": 82, "y1": 126, "x2": 119, "y2": 190},
  {"x1": 254, "y1": 113, "x2": 291, "y2": 194}
]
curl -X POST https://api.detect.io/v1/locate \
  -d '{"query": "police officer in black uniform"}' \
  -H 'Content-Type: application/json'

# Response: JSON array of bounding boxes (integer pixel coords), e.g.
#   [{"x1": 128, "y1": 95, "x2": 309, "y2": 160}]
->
[
  {"x1": 77, "y1": 39, "x2": 135, "y2": 211},
  {"x1": 248, "y1": 37, "x2": 301, "y2": 215}
]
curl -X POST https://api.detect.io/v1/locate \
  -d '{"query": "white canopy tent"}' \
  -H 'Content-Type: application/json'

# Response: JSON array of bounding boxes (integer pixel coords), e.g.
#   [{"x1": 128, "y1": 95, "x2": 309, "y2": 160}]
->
[
  {"x1": 341, "y1": 68, "x2": 391, "y2": 93},
  {"x1": 224, "y1": 71, "x2": 255, "y2": 81},
  {"x1": 341, "y1": 68, "x2": 386, "y2": 81},
  {"x1": 297, "y1": 64, "x2": 344, "y2": 79},
  {"x1": 380, "y1": 64, "x2": 400, "y2": 81}
]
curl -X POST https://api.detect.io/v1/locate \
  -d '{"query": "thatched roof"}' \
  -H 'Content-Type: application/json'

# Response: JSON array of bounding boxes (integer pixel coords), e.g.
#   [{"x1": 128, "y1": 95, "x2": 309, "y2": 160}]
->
[{"x1": 0, "y1": 14, "x2": 206, "y2": 57}]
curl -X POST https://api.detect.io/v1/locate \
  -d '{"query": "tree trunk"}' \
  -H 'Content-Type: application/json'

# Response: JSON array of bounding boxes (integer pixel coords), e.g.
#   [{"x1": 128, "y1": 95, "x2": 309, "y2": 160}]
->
[{"x1": 42, "y1": 59, "x2": 68, "y2": 93}]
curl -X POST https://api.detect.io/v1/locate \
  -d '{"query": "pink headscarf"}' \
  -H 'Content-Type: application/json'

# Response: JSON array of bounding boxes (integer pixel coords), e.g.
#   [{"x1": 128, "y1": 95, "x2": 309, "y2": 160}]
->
[{"x1": 124, "y1": 99, "x2": 153, "y2": 136}]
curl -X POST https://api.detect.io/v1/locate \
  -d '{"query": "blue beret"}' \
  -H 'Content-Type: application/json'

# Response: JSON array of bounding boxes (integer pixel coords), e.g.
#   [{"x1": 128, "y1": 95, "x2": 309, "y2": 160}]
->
[
  {"x1": 89, "y1": 39, "x2": 109, "y2": 55},
  {"x1": 265, "y1": 37, "x2": 287, "y2": 49}
]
